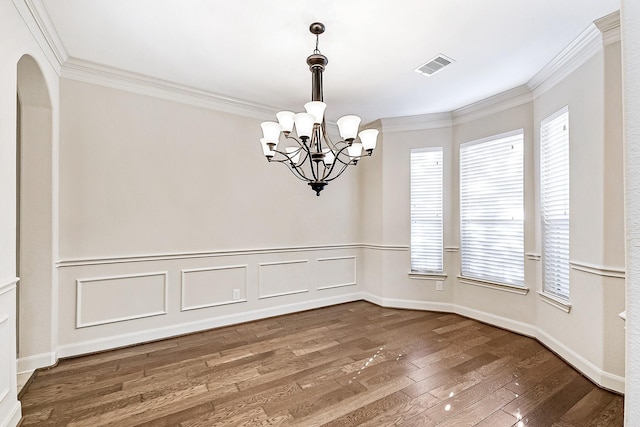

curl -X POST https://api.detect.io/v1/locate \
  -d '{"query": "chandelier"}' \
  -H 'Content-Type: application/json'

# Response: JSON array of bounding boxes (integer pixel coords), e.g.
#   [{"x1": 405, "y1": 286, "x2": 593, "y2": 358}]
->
[{"x1": 259, "y1": 22, "x2": 379, "y2": 196}]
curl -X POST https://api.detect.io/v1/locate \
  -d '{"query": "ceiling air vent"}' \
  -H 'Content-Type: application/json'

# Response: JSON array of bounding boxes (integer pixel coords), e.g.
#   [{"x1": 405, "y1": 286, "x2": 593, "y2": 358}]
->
[{"x1": 415, "y1": 54, "x2": 455, "y2": 76}]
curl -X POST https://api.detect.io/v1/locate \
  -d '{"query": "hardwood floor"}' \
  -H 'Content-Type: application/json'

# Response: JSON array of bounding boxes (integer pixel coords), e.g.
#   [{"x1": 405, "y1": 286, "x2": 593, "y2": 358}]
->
[{"x1": 19, "y1": 301, "x2": 624, "y2": 426}]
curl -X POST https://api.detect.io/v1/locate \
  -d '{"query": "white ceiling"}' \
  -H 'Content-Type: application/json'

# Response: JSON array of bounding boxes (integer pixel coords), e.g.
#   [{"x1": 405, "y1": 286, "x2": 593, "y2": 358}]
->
[{"x1": 40, "y1": 0, "x2": 620, "y2": 123}]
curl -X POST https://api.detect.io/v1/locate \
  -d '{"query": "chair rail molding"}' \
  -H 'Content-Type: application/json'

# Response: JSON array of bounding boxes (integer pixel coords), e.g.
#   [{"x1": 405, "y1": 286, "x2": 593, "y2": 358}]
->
[{"x1": 569, "y1": 260, "x2": 626, "y2": 279}]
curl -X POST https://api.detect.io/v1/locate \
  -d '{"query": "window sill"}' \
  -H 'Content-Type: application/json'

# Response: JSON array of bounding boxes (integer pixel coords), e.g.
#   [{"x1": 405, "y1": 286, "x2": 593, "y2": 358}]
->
[
  {"x1": 537, "y1": 291, "x2": 572, "y2": 313},
  {"x1": 409, "y1": 272, "x2": 447, "y2": 281},
  {"x1": 457, "y1": 276, "x2": 529, "y2": 295}
]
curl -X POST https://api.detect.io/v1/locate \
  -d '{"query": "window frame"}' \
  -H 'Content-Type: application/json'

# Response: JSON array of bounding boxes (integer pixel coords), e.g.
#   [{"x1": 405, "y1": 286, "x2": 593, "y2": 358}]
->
[
  {"x1": 540, "y1": 106, "x2": 571, "y2": 303},
  {"x1": 459, "y1": 129, "x2": 525, "y2": 289},
  {"x1": 410, "y1": 147, "x2": 444, "y2": 275}
]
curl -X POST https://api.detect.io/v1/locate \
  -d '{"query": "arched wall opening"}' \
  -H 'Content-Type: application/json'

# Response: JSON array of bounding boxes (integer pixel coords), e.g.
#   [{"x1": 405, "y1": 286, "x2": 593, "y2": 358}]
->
[{"x1": 16, "y1": 55, "x2": 55, "y2": 372}]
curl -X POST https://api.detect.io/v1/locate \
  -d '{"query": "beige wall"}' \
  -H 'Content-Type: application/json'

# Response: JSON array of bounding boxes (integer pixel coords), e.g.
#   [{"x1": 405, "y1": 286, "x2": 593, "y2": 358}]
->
[
  {"x1": 54, "y1": 79, "x2": 364, "y2": 355},
  {"x1": 59, "y1": 80, "x2": 361, "y2": 258},
  {"x1": 361, "y1": 37, "x2": 625, "y2": 391}
]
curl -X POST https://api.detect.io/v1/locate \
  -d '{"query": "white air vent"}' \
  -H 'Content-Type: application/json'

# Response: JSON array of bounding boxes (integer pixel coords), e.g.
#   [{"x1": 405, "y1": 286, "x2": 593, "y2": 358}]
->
[{"x1": 415, "y1": 54, "x2": 455, "y2": 76}]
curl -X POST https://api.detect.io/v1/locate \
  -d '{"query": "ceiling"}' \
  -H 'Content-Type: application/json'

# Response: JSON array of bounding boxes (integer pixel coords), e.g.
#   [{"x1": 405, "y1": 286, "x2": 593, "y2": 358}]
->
[{"x1": 39, "y1": 0, "x2": 620, "y2": 123}]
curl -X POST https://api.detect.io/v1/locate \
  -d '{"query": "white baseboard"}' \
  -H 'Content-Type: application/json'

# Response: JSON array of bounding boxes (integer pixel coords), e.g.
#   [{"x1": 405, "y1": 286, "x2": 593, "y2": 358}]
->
[
  {"x1": 453, "y1": 304, "x2": 538, "y2": 337},
  {"x1": 17, "y1": 352, "x2": 57, "y2": 374},
  {"x1": 56, "y1": 292, "x2": 363, "y2": 358},
  {"x1": 535, "y1": 328, "x2": 625, "y2": 393},
  {"x1": 0, "y1": 401, "x2": 21, "y2": 427},
  {"x1": 362, "y1": 293, "x2": 454, "y2": 313}
]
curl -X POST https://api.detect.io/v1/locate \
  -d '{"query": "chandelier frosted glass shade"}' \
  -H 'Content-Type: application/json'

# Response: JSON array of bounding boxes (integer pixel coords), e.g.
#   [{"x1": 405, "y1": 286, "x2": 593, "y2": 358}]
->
[
  {"x1": 304, "y1": 101, "x2": 327, "y2": 123},
  {"x1": 336, "y1": 115, "x2": 361, "y2": 141},
  {"x1": 258, "y1": 22, "x2": 378, "y2": 196}
]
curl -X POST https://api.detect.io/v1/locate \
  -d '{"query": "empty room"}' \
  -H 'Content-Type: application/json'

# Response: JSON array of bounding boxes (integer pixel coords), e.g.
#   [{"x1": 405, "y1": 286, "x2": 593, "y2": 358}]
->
[{"x1": 1, "y1": 0, "x2": 639, "y2": 425}]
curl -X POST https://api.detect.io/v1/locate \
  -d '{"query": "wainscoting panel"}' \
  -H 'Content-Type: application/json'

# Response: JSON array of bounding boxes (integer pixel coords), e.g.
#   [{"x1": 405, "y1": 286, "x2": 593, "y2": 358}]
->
[
  {"x1": 317, "y1": 256, "x2": 357, "y2": 290},
  {"x1": 76, "y1": 272, "x2": 168, "y2": 328},
  {"x1": 0, "y1": 313, "x2": 10, "y2": 404},
  {"x1": 0, "y1": 279, "x2": 20, "y2": 427},
  {"x1": 258, "y1": 260, "x2": 309, "y2": 299},
  {"x1": 181, "y1": 265, "x2": 247, "y2": 311}
]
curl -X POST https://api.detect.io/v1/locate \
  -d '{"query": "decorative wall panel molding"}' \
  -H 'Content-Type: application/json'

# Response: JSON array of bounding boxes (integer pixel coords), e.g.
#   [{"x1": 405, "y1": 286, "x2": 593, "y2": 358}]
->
[
  {"x1": 317, "y1": 256, "x2": 357, "y2": 290},
  {"x1": 181, "y1": 265, "x2": 247, "y2": 311},
  {"x1": 258, "y1": 260, "x2": 309, "y2": 299},
  {"x1": 76, "y1": 272, "x2": 168, "y2": 328}
]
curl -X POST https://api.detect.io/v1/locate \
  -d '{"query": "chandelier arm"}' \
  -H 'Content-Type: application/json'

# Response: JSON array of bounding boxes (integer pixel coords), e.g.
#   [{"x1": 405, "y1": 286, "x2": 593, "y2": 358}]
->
[
  {"x1": 284, "y1": 134, "x2": 305, "y2": 147},
  {"x1": 286, "y1": 142, "x2": 318, "y2": 183},
  {"x1": 317, "y1": 145, "x2": 353, "y2": 180},
  {"x1": 323, "y1": 161, "x2": 351, "y2": 183},
  {"x1": 268, "y1": 146, "x2": 313, "y2": 182},
  {"x1": 331, "y1": 145, "x2": 357, "y2": 167},
  {"x1": 283, "y1": 135, "x2": 312, "y2": 165},
  {"x1": 285, "y1": 162, "x2": 313, "y2": 182},
  {"x1": 271, "y1": 145, "x2": 311, "y2": 166},
  {"x1": 301, "y1": 139, "x2": 320, "y2": 183}
]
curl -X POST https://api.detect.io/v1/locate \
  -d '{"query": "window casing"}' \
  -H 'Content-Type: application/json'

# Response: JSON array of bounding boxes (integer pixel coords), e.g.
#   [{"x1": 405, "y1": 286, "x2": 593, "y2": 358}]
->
[
  {"x1": 459, "y1": 130, "x2": 524, "y2": 287},
  {"x1": 540, "y1": 107, "x2": 570, "y2": 300},
  {"x1": 410, "y1": 148, "x2": 444, "y2": 273}
]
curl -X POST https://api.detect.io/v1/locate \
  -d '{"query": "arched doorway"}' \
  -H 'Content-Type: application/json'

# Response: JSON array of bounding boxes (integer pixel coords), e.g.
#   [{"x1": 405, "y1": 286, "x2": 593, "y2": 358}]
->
[{"x1": 16, "y1": 55, "x2": 55, "y2": 379}]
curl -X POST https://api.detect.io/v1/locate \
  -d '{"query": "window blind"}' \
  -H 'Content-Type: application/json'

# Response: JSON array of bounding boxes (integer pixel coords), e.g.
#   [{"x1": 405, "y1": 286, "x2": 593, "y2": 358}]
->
[
  {"x1": 459, "y1": 130, "x2": 524, "y2": 286},
  {"x1": 410, "y1": 148, "x2": 443, "y2": 273},
  {"x1": 541, "y1": 107, "x2": 570, "y2": 300}
]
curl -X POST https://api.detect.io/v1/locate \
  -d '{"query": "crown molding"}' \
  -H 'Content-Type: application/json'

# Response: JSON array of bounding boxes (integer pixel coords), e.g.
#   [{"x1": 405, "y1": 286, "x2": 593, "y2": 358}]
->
[
  {"x1": 12, "y1": 0, "x2": 68, "y2": 73},
  {"x1": 61, "y1": 58, "x2": 276, "y2": 120},
  {"x1": 594, "y1": 11, "x2": 621, "y2": 46},
  {"x1": 528, "y1": 23, "x2": 604, "y2": 99},
  {"x1": 18, "y1": 2, "x2": 277, "y2": 120},
  {"x1": 15, "y1": 0, "x2": 619, "y2": 128},
  {"x1": 452, "y1": 85, "x2": 533, "y2": 125},
  {"x1": 379, "y1": 112, "x2": 452, "y2": 133}
]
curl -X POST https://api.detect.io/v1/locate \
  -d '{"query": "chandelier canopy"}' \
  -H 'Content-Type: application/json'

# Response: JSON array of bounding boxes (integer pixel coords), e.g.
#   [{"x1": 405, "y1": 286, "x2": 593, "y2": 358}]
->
[{"x1": 259, "y1": 22, "x2": 379, "y2": 196}]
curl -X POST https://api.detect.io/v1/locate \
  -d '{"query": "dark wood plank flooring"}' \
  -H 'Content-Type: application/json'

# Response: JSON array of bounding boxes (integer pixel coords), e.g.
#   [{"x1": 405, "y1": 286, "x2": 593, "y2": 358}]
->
[{"x1": 19, "y1": 301, "x2": 624, "y2": 426}]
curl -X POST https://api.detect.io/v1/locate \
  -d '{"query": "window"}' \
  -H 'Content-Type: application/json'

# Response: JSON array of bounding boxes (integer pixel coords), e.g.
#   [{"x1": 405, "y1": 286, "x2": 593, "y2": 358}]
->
[
  {"x1": 410, "y1": 148, "x2": 443, "y2": 273},
  {"x1": 460, "y1": 130, "x2": 524, "y2": 287},
  {"x1": 540, "y1": 107, "x2": 570, "y2": 300}
]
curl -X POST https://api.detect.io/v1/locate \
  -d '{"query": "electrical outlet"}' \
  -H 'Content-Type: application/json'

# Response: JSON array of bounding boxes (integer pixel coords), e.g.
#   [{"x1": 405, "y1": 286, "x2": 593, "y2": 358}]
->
[
  {"x1": 232, "y1": 289, "x2": 240, "y2": 300},
  {"x1": 436, "y1": 281, "x2": 443, "y2": 291}
]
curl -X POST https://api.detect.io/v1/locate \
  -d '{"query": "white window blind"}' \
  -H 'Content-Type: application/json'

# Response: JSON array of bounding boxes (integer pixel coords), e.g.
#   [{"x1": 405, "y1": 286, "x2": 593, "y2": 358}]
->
[
  {"x1": 410, "y1": 148, "x2": 443, "y2": 273},
  {"x1": 460, "y1": 130, "x2": 524, "y2": 287},
  {"x1": 541, "y1": 107, "x2": 570, "y2": 300}
]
